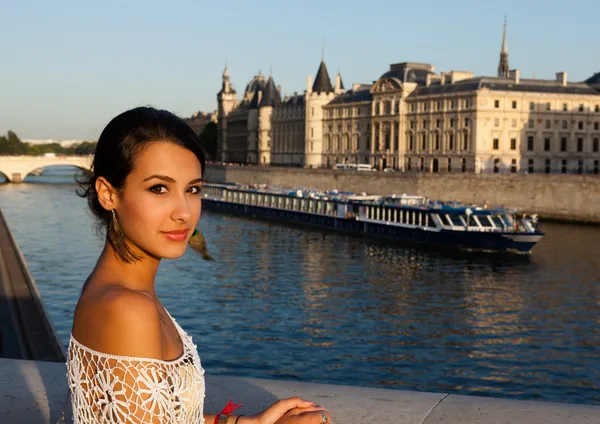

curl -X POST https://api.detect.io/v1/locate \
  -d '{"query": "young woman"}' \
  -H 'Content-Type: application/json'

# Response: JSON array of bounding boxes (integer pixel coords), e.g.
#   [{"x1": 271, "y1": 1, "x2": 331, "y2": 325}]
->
[{"x1": 67, "y1": 107, "x2": 332, "y2": 424}]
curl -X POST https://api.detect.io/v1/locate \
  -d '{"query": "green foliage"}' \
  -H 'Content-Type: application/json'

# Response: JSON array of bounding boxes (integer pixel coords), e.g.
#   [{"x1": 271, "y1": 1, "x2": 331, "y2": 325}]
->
[
  {"x1": 198, "y1": 121, "x2": 217, "y2": 160},
  {"x1": 0, "y1": 131, "x2": 96, "y2": 156}
]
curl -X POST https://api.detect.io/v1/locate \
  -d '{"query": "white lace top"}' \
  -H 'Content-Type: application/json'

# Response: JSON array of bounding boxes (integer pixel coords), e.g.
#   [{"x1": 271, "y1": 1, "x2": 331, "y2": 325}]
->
[{"x1": 66, "y1": 312, "x2": 205, "y2": 423}]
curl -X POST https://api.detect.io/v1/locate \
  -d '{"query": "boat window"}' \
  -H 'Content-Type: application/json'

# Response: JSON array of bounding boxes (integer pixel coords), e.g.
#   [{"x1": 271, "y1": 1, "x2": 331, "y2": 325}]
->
[
  {"x1": 491, "y1": 215, "x2": 504, "y2": 228},
  {"x1": 447, "y1": 215, "x2": 462, "y2": 226},
  {"x1": 427, "y1": 214, "x2": 437, "y2": 227},
  {"x1": 476, "y1": 216, "x2": 493, "y2": 227}
]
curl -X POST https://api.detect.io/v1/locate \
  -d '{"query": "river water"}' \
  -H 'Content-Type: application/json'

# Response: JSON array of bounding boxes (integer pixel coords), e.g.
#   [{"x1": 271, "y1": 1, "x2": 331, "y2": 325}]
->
[{"x1": 0, "y1": 167, "x2": 598, "y2": 405}]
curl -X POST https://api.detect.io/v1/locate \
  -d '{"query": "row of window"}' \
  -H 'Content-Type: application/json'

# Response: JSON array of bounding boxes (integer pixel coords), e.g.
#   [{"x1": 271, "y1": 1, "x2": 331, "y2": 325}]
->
[
  {"x1": 324, "y1": 106, "x2": 371, "y2": 119},
  {"x1": 406, "y1": 157, "x2": 469, "y2": 172},
  {"x1": 495, "y1": 100, "x2": 600, "y2": 112},
  {"x1": 225, "y1": 190, "x2": 340, "y2": 216},
  {"x1": 493, "y1": 158, "x2": 600, "y2": 174},
  {"x1": 327, "y1": 122, "x2": 372, "y2": 133},
  {"x1": 525, "y1": 119, "x2": 600, "y2": 131},
  {"x1": 408, "y1": 133, "x2": 470, "y2": 152},
  {"x1": 492, "y1": 136, "x2": 600, "y2": 153},
  {"x1": 408, "y1": 98, "x2": 472, "y2": 113},
  {"x1": 410, "y1": 118, "x2": 469, "y2": 130}
]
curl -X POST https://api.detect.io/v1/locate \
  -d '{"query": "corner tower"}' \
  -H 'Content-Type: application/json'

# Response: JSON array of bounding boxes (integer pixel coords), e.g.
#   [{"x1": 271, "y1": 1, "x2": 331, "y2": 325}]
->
[
  {"x1": 305, "y1": 54, "x2": 336, "y2": 168},
  {"x1": 217, "y1": 66, "x2": 238, "y2": 161}
]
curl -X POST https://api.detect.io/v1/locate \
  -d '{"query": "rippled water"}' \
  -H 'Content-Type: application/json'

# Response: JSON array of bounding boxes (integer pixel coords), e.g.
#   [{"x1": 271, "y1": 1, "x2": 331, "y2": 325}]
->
[{"x1": 0, "y1": 167, "x2": 599, "y2": 405}]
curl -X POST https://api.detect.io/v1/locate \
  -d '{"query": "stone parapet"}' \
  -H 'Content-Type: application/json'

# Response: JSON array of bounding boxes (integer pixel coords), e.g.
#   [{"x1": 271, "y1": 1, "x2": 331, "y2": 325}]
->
[{"x1": 2, "y1": 358, "x2": 599, "y2": 424}]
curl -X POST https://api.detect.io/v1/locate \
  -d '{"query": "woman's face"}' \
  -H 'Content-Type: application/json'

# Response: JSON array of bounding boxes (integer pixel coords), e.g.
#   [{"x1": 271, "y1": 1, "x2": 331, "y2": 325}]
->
[{"x1": 116, "y1": 141, "x2": 204, "y2": 260}]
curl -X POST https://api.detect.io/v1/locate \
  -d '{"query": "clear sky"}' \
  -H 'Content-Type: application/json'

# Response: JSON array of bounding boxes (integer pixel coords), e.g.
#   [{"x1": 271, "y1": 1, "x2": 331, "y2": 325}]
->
[{"x1": 1, "y1": 0, "x2": 599, "y2": 140}]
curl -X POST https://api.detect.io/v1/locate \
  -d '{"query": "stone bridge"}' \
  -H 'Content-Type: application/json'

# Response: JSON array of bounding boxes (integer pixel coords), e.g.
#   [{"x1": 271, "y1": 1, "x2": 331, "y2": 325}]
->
[{"x1": 0, "y1": 155, "x2": 93, "y2": 182}]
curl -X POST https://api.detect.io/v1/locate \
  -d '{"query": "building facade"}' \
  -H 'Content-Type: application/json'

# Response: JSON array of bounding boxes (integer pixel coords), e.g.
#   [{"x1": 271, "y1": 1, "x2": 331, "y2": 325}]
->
[{"x1": 217, "y1": 25, "x2": 600, "y2": 173}]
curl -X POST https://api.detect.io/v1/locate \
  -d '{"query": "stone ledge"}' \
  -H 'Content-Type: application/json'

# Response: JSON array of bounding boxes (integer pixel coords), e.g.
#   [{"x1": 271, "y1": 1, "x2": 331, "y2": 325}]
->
[{"x1": 2, "y1": 358, "x2": 599, "y2": 424}]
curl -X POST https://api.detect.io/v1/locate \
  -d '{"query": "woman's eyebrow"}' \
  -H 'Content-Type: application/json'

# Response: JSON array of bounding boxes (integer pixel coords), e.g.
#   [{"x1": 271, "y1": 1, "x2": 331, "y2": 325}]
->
[{"x1": 142, "y1": 175, "x2": 204, "y2": 185}]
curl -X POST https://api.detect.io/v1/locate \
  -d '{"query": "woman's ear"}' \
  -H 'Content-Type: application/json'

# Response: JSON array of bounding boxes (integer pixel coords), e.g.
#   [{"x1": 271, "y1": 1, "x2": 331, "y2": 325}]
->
[{"x1": 96, "y1": 177, "x2": 118, "y2": 211}]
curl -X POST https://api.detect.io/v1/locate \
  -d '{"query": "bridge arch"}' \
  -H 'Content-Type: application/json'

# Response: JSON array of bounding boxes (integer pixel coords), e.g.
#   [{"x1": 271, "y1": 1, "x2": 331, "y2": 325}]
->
[{"x1": 0, "y1": 155, "x2": 93, "y2": 183}]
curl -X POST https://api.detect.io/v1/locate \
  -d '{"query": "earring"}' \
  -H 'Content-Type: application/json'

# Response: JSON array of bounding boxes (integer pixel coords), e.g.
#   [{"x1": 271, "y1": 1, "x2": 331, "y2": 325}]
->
[
  {"x1": 108, "y1": 209, "x2": 142, "y2": 263},
  {"x1": 189, "y1": 228, "x2": 214, "y2": 261}
]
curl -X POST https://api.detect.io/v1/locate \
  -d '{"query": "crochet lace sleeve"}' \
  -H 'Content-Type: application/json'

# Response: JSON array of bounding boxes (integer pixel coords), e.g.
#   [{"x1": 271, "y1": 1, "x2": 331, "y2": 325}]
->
[{"x1": 67, "y1": 337, "x2": 205, "y2": 424}]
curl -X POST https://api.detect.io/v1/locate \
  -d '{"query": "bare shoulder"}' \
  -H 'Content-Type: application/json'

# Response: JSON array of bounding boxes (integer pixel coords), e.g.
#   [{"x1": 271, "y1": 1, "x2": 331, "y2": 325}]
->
[{"x1": 72, "y1": 286, "x2": 163, "y2": 359}]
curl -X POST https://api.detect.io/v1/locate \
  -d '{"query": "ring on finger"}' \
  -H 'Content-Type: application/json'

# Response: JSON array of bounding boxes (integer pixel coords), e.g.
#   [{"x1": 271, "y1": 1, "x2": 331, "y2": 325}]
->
[{"x1": 321, "y1": 411, "x2": 329, "y2": 423}]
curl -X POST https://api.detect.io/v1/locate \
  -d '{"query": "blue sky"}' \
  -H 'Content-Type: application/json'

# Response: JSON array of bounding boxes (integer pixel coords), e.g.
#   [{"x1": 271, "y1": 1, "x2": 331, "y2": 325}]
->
[{"x1": 1, "y1": 0, "x2": 599, "y2": 140}]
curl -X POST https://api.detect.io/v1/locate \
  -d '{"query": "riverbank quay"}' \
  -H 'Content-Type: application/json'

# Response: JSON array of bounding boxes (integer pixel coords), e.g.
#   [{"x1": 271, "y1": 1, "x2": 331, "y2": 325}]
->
[
  {"x1": 2, "y1": 358, "x2": 600, "y2": 424},
  {"x1": 0, "y1": 209, "x2": 65, "y2": 361},
  {"x1": 204, "y1": 165, "x2": 600, "y2": 224}
]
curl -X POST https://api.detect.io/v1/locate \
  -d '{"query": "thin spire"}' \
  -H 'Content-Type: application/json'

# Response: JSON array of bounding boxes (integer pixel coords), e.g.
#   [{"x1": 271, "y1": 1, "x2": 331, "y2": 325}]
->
[
  {"x1": 497, "y1": 15, "x2": 509, "y2": 78},
  {"x1": 501, "y1": 14, "x2": 508, "y2": 54}
]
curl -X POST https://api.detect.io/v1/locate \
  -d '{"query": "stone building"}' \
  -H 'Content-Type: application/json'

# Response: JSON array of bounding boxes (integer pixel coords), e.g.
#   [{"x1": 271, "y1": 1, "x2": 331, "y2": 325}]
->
[{"x1": 217, "y1": 23, "x2": 600, "y2": 173}]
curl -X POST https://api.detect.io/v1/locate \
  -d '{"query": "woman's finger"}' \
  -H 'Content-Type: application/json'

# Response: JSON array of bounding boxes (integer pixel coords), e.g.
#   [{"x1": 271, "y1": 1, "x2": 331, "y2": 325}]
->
[{"x1": 283, "y1": 406, "x2": 326, "y2": 416}]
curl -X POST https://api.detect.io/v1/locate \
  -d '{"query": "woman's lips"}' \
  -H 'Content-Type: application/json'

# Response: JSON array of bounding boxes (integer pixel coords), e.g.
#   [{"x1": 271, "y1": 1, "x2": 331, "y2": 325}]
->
[{"x1": 162, "y1": 229, "x2": 189, "y2": 242}]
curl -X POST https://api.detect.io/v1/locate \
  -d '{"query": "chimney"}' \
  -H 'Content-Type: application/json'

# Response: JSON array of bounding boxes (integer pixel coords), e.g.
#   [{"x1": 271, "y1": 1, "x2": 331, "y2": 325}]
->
[
  {"x1": 426, "y1": 74, "x2": 432, "y2": 87},
  {"x1": 556, "y1": 72, "x2": 568, "y2": 87},
  {"x1": 352, "y1": 83, "x2": 360, "y2": 92},
  {"x1": 509, "y1": 69, "x2": 520, "y2": 84}
]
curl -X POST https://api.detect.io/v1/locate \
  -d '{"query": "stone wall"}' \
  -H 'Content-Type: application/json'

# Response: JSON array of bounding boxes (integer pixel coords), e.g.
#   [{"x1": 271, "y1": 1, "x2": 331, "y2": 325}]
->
[{"x1": 204, "y1": 165, "x2": 600, "y2": 223}]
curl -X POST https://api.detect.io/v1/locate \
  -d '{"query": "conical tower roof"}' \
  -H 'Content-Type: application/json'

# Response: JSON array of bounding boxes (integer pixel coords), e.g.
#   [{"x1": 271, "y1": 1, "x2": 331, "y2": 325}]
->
[
  {"x1": 259, "y1": 74, "x2": 281, "y2": 107},
  {"x1": 313, "y1": 60, "x2": 334, "y2": 94}
]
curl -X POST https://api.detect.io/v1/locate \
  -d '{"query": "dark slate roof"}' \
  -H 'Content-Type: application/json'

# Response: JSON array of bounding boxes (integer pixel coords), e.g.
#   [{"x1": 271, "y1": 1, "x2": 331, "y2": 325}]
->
[
  {"x1": 411, "y1": 77, "x2": 600, "y2": 97},
  {"x1": 281, "y1": 94, "x2": 305, "y2": 106},
  {"x1": 327, "y1": 84, "x2": 373, "y2": 105},
  {"x1": 584, "y1": 72, "x2": 600, "y2": 89},
  {"x1": 248, "y1": 84, "x2": 262, "y2": 109},
  {"x1": 377, "y1": 63, "x2": 436, "y2": 87},
  {"x1": 313, "y1": 61, "x2": 334, "y2": 93},
  {"x1": 259, "y1": 75, "x2": 281, "y2": 107},
  {"x1": 244, "y1": 75, "x2": 266, "y2": 97}
]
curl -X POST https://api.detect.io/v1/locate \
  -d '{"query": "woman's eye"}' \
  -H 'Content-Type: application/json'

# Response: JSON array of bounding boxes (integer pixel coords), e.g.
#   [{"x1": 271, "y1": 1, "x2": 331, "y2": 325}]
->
[
  {"x1": 149, "y1": 185, "x2": 168, "y2": 194},
  {"x1": 188, "y1": 185, "x2": 202, "y2": 194}
]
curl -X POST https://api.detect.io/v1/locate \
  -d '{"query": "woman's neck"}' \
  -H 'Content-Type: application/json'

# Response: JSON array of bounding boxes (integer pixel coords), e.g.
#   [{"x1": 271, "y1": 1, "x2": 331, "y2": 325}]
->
[{"x1": 89, "y1": 243, "x2": 160, "y2": 293}]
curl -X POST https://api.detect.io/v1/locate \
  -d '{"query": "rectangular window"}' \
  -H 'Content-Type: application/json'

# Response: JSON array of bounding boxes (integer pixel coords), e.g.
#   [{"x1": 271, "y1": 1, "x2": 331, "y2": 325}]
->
[
  {"x1": 512, "y1": 101, "x2": 517, "y2": 109},
  {"x1": 528, "y1": 159, "x2": 534, "y2": 173},
  {"x1": 561, "y1": 137, "x2": 567, "y2": 151},
  {"x1": 595, "y1": 122, "x2": 599, "y2": 130},
  {"x1": 546, "y1": 102, "x2": 551, "y2": 111},
  {"x1": 422, "y1": 134, "x2": 427, "y2": 150},
  {"x1": 594, "y1": 138, "x2": 599, "y2": 152},
  {"x1": 562, "y1": 120, "x2": 568, "y2": 129},
  {"x1": 464, "y1": 118, "x2": 469, "y2": 127},
  {"x1": 544, "y1": 138, "x2": 551, "y2": 151},
  {"x1": 512, "y1": 138, "x2": 518, "y2": 150},
  {"x1": 526, "y1": 136, "x2": 533, "y2": 151},
  {"x1": 437, "y1": 101, "x2": 442, "y2": 110},
  {"x1": 311, "y1": 128, "x2": 314, "y2": 137},
  {"x1": 493, "y1": 158, "x2": 500, "y2": 173},
  {"x1": 423, "y1": 120, "x2": 428, "y2": 129},
  {"x1": 577, "y1": 138, "x2": 583, "y2": 152},
  {"x1": 463, "y1": 133, "x2": 468, "y2": 150},
  {"x1": 578, "y1": 121, "x2": 584, "y2": 130},
  {"x1": 545, "y1": 159, "x2": 551, "y2": 173},
  {"x1": 579, "y1": 104, "x2": 584, "y2": 112},
  {"x1": 434, "y1": 134, "x2": 440, "y2": 150},
  {"x1": 511, "y1": 159, "x2": 517, "y2": 173},
  {"x1": 563, "y1": 103, "x2": 568, "y2": 112},
  {"x1": 512, "y1": 118, "x2": 517, "y2": 127},
  {"x1": 529, "y1": 102, "x2": 534, "y2": 111},
  {"x1": 449, "y1": 133, "x2": 455, "y2": 150},
  {"x1": 450, "y1": 118, "x2": 455, "y2": 128},
  {"x1": 493, "y1": 138, "x2": 499, "y2": 150},
  {"x1": 545, "y1": 120, "x2": 551, "y2": 129},
  {"x1": 495, "y1": 118, "x2": 500, "y2": 127},
  {"x1": 410, "y1": 121, "x2": 415, "y2": 129},
  {"x1": 528, "y1": 119, "x2": 534, "y2": 129},
  {"x1": 562, "y1": 159, "x2": 567, "y2": 174},
  {"x1": 409, "y1": 134, "x2": 414, "y2": 150},
  {"x1": 596, "y1": 105, "x2": 600, "y2": 112},
  {"x1": 436, "y1": 119, "x2": 441, "y2": 128},
  {"x1": 494, "y1": 100, "x2": 500, "y2": 108}
]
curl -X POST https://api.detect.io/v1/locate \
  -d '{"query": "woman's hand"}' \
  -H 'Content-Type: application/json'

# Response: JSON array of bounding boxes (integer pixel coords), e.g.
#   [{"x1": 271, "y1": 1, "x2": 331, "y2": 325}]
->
[{"x1": 242, "y1": 397, "x2": 332, "y2": 424}]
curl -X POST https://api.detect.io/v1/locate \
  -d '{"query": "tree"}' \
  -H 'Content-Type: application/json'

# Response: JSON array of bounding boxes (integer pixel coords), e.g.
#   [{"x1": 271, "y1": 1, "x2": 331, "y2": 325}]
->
[
  {"x1": 0, "y1": 130, "x2": 26, "y2": 155},
  {"x1": 198, "y1": 122, "x2": 217, "y2": 160}
]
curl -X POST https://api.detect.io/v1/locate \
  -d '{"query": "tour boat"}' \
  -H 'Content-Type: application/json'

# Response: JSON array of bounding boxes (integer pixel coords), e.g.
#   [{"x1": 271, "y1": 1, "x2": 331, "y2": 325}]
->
[{"x1": 202, "y1": 183, "x2": 544, "y2": 254}]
